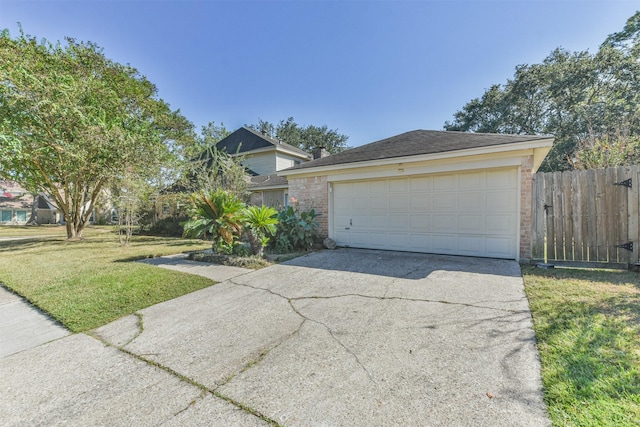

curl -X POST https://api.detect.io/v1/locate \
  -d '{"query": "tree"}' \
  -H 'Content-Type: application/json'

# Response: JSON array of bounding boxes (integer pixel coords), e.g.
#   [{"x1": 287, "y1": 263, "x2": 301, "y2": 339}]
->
[
  {"x1": 182, "y1": 122, "x2": 248, "y2": 196},
  {"x1": 0, "y1": 29, "x2": 193, "y2": 239},
  {"x1": 445, "y1": 11, "x2": 640, "y2": 172},
  {"x1": 572, "y1": 131, "x2": 640, "y2": 170},
  {"x1": 247, "y1": 117, "x2": 349, "y2": 154}
]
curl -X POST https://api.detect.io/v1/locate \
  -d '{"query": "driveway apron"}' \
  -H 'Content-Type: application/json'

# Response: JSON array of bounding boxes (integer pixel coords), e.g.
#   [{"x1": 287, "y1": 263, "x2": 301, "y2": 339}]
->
[{"x1": 2, "y1": 249, "x2": 550, "y2": 426}]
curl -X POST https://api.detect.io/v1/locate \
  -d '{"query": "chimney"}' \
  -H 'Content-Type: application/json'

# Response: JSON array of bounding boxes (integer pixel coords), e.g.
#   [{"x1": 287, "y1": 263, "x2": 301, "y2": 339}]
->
[{"x1": 312, "y1": 147, "x2": 330, "y2": 160}]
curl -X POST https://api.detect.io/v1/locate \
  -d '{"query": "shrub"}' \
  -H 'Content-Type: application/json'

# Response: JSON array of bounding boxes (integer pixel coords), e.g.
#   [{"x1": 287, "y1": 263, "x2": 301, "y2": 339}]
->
[
  {"x1": 182, "y1": 189, "x2": 245, "y2": 253},
  {"x1": 243, "y1": 205, "x2": 279, "y2": 256},
  {"x1": 272, "y1": 205, "x2": 319, "y2": 252},
  {"x1": 147, "y1": 216, "x2": 187, "y2": 237}
]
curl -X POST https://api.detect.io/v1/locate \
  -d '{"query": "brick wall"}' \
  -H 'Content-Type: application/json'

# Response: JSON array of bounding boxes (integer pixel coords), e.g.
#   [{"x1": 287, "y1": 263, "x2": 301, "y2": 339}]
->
[
  {"x1": 287, "y1": 176, "x2": 329, "y2": 238},
  {"x1": 519, "y1": 155, "x2": 534, "y2": 261}
]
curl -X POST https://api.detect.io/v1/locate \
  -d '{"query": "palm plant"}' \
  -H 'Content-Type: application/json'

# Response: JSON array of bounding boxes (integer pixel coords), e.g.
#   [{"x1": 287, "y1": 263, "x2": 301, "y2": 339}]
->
[
  {"x1": 182, "y1": 189, "x2": 245, "y2": 253},
  {"x1": 243, "y1": 205, "x2": 279, "y2": 256}
]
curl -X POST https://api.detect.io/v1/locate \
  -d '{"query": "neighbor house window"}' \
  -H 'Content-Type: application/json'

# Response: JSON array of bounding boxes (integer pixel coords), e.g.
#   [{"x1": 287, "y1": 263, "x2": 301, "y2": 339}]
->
[
  {"x1": 1, "y1": 211, "x2": 11, "y2": 223},
  {"x1": 16, "y1": 211, "x2": 27, "y2": 222}
]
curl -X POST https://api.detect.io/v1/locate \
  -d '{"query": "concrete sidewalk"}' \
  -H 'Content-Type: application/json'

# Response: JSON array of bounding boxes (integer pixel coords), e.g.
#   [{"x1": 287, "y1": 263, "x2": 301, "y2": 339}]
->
[
  {"x1": 1, "y1": 250, "x2": 550, "y2": 426},
  {"x1": 0, "y1": 287, "x2": 69, "y2": 358}
]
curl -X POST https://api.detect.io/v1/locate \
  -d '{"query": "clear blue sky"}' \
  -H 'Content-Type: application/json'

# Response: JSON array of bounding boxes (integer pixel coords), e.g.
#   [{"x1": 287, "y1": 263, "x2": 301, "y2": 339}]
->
[{"x1": 0, "y1": 1, "x2": 637, "y2": 147}]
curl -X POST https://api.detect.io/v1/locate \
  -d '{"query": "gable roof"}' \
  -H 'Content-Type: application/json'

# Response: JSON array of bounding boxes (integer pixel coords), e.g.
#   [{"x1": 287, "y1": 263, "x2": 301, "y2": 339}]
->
[
  {"x1": 284, "y1": 130, "x2": 553, "y2": 172},
  {"x1": 216, "y1": 127, "x2": 312, "y2": 159}
]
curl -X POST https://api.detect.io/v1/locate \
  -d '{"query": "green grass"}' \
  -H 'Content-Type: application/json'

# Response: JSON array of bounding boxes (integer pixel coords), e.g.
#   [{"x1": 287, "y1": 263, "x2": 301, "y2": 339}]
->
[
  {"x1": 0, "y1": 224, "x2": 68, "y2": 237},
  {"x1": 522, "y1": 266, "x2": 640, "y2": 426},
  {"x1": 0, "y1": 226, "x2": 214, "y2": 332}
]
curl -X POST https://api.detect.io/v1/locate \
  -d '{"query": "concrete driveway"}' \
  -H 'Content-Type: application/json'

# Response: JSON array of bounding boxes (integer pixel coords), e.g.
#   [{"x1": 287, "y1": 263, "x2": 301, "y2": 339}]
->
[{"x1": 0, "y1": 249, "x2": 549, "y2": 426}]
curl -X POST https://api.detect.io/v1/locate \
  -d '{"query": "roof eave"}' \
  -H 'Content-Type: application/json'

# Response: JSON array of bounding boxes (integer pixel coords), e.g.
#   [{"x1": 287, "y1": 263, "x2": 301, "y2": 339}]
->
[{"x1": 280, "y1": 138, "x2": 554, "y2": 177}]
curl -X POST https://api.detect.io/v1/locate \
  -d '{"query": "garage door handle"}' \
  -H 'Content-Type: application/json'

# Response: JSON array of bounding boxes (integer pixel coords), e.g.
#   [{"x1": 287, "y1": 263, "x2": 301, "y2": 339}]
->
[{"x1": 344, "y1": 227, "x2": 350, "y2": 230}]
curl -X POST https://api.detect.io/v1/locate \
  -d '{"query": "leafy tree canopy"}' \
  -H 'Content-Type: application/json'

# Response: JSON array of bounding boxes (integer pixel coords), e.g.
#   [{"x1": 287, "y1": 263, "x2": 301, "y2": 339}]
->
[
  {"x1": 0, "y1": 28, "x2": 194, "y2": 238},
  {"x1": 247, "y1": 117, "x2": 350, "y2": 154},
  {"x1": 444, "y1": 11, "x2": 640, "y2": 171}
]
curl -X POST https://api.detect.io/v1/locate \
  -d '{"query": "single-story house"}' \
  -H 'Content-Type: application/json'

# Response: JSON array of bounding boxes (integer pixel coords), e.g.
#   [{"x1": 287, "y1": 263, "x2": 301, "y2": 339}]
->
[
  {"x1": 0, "y1": 181, "x2": 60, "y2": 225},
  {"x1": 280, "y1": 130, "x2": 553, "y2": 261}
]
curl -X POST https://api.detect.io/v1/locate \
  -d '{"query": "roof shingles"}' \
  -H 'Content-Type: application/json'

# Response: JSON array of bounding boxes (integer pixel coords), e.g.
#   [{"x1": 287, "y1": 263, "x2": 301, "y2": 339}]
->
[{"x1": 285, "y1": 130, "x2": 551, "y2": 171}]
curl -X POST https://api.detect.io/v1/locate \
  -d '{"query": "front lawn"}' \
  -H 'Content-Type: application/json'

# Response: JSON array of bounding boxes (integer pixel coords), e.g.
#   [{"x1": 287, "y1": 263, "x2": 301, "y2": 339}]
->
[
  {"x1": 522, "y1": 266, "x2": 640, "y2": 426},
  {"x1": 0, "y1": 227, "x2": 214, "y2": 332}
]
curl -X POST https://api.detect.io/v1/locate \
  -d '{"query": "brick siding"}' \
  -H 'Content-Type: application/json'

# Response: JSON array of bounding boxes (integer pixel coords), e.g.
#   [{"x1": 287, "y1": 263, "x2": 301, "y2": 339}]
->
[
  {"x1": 287, "y1": 176, "x2": 329, "y2": 238},
  {"x1": 519, "y1": 155, "x2": 534, "y2": 261}
]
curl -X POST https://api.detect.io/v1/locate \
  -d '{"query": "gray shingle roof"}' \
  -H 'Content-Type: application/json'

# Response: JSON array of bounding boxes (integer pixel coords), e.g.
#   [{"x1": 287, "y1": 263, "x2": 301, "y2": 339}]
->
[
  {"x1": 216, "y1": 127, "x2": 312, "y2": 159},
  {"x1": 285, "y1": 130, "x2": 552, "y2": 171},
  {"x1": 248, "y1": 173, "x2": 288, "y2": 189}
]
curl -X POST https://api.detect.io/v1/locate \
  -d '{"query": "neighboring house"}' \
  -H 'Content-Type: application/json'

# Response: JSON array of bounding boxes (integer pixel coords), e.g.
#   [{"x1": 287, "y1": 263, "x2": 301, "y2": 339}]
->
[
  {"x1": 0, "y1": 181, "x2": 60, "y2": 225},
  {"x1": 214, "y1": 126, "x2": 314, "y2": 208},
  {"x1": 280, "y1": 130, "x2": 554, "y2": 261}
]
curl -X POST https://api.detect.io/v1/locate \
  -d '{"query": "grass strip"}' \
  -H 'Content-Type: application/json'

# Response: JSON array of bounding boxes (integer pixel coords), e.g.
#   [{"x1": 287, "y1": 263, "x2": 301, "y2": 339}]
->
[
  {"x1": 522, "y1": 265, "x2": 640, "y2": 426},
  {"x1": 0, "y1": 226, "x2": 214, "y2": 332}
]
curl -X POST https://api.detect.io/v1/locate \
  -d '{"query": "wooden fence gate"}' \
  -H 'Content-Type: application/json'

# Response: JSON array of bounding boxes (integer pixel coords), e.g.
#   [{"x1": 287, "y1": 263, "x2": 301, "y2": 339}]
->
[{"x1": 531, "y1": 165, "x2": 640, "y2": 266}]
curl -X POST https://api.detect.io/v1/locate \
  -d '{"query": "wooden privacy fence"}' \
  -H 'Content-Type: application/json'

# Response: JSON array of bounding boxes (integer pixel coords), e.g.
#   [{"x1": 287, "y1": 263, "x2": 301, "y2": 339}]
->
[{"x1": 531, "y1": 165, "x2": 640, "y2": 266}]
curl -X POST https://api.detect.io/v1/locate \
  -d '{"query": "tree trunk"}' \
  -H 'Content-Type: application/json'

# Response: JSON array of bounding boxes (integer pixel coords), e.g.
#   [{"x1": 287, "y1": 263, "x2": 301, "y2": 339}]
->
[{"x1": 65, "y1": 220, "x2": 77, "y2": 239}]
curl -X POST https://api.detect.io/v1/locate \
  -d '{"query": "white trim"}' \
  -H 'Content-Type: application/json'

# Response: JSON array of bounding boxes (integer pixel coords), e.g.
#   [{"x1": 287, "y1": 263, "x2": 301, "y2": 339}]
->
[
  {"x1": 281, "y1": 138, "x2": 553, "y2": 177},
  {"x1": 248, "y1": 184, "x2": 289, "y2": 191},
  {"x1": 231, "y1": 144, "x2": 312, "y2": 160},
  {"x1": 325, "y1": 156, "x2": 522, "y2": 183}
]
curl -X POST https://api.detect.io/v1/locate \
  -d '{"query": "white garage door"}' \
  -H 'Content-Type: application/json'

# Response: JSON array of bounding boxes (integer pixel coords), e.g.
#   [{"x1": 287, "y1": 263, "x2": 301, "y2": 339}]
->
[{"x1": 332, "y1": 168, "x2": 518, "y2": 259}]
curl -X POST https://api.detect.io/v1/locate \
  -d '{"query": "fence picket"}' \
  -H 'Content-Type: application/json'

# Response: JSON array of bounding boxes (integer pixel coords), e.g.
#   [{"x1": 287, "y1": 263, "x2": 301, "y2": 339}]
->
[{"x1": 532, "y1": 165, "x2": 637, "y2": 267}]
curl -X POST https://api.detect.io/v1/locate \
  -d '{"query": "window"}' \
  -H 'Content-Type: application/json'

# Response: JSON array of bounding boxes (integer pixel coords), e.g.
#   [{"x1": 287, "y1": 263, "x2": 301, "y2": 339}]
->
[
  {"x1": 16, "y1": 211, "x2": 27, "y2": 222},
  {"x1": 1, "y1": 211, "x2": 11, "y2": 223},
  {"x1": 294, "y1": 160, "x2": 301, "y2": 166}
]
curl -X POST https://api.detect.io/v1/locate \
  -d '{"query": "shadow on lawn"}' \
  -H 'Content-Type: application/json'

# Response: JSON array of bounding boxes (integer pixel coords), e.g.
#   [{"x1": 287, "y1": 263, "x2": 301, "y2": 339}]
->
[
  {"x1": 535, "y1": 291, "x2": 640, "y2": 402},
  {"x1": 524, "y1": 265, "x2": 640, "y2": 288}
]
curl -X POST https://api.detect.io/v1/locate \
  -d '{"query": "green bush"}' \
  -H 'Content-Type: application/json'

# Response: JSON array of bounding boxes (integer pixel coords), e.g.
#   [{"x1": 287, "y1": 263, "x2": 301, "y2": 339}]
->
[
  {"x1": 147, "y1": 216, "x2": 187, "y2": 237},
  {"x1": 243, "y1": 205, "x2": 279, "y2": 256},
  {"x1": 182, "y1": 189, "x2": 245, "y2": 253},
  {"x1": 271, "y1": 205, "x2": 319, "y2": 252}
]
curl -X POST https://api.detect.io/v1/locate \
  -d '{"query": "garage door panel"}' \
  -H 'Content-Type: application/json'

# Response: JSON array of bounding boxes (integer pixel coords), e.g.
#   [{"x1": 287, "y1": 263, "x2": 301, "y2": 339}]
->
[
  {"x1": 331, "y1": 168, "x2": 518, "y2": 259},
  {"x1": 432, "y1": 214, "x2": 457, "y2": 232},
  {"x1": 389, "y1": 179, "x2": 409, "y2": 192},
  {"x1": 352, "y1": 197, "x2": 369, "y2": 210},
  {"x1": 458, "y1": 235, "x2": 486, "y2": 255},
  {"x1": 410, "y1": 196, "x2": 432, "y2": 211},
  {"x1": 410, "y1": 176, "x2": 432, "y2": 191},
  {"x1": 432, "y1": 235, "x2": 458, "y2": 252},
  {"x1": 409, "y1": 234, "x2": 432, "y2": 251},
  {"x1": 459, "y1": 171, "x2": 486, "y2": 188},
  {"x1": 486, "y1": 192, "x2": 516, "y2": 211},
  {"x1": 369, "y1": 181, "x2": 387, "y2": 193},
  {"x1": 409, "y1": 214, "x2": 430, "y2": 231},
  {"x1": 432, "y1": 193, "x2": 457, "y2": 211},
  {"x1": 334, "y1": 215, "x2": 351, "y2": 229},
  {"x1": 459, "y1": 192, "x2": 485, "y2": 210},
  {"x1": 389, "y1": 214, "x2": 409, "y2": 229},
  {"x1": 433, "y1": 175, "x2": 458, "y2": 190},
  {"x1": 485, "y1": 237, "x2": 514, "y2": 257},
  {"x1": 486, "y1": 215, "x2": 515, "y2": 233},
  {"x1": 458, "y1": 214, "x2": 485, "y2": 233},
  {"x1": 369, "y1": 214, "x2": 389, "y2": 229},
  {"x1": 389, "y1": 196, "x2": 409, "y2": 211}
]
